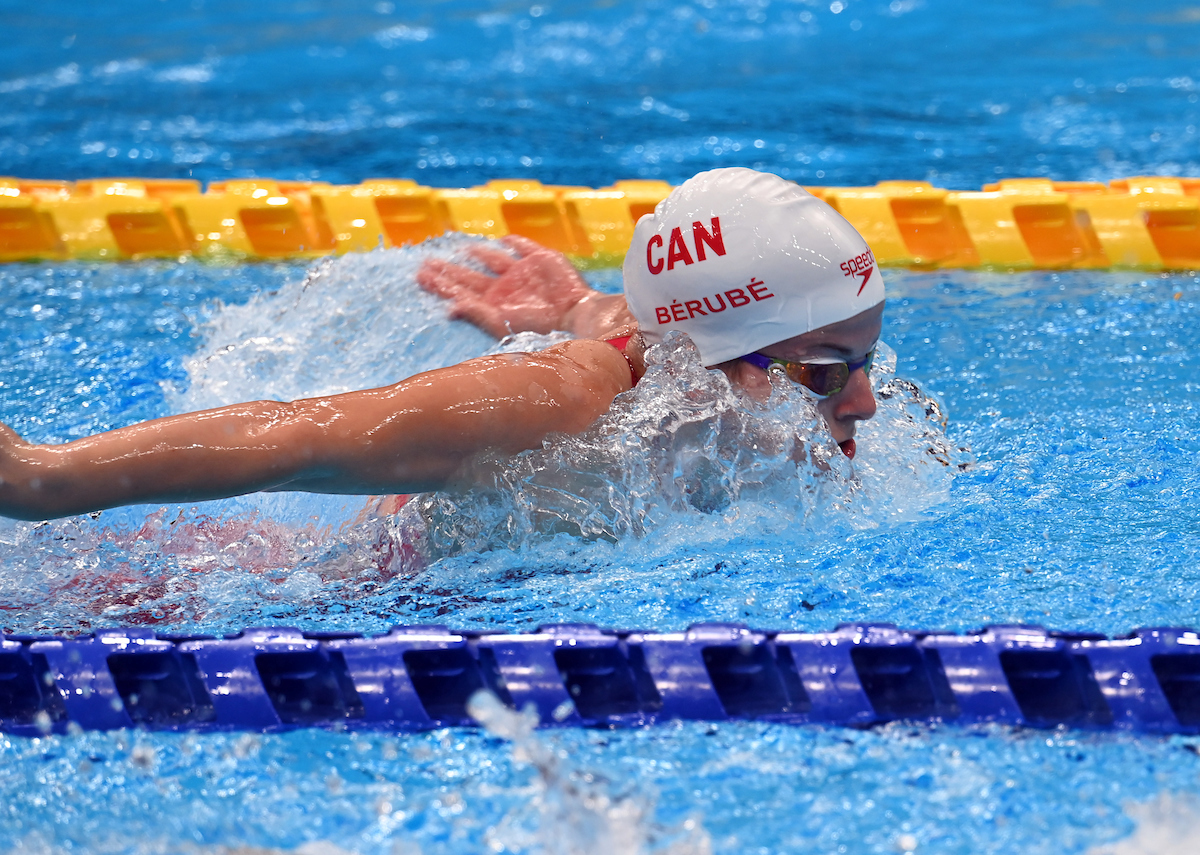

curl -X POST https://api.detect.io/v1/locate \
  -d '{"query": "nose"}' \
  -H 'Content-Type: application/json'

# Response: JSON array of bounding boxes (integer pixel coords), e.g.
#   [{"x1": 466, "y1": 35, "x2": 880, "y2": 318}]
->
[{"x1": 819, "y1": 367, "x2": 877, "y2": 437}]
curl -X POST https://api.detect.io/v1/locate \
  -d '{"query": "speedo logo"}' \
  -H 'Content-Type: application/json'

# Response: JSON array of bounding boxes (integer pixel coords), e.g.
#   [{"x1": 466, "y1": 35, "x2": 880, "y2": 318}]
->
[
  {"x1": 840, "y1": 249, "x2": 876, "y2": 295},
  {"x1": 646, "y1": 217, "x2": 726, "y2": 274},
  {"x1": 654, "y1": 277, "x2": 775, "y2": 324}
]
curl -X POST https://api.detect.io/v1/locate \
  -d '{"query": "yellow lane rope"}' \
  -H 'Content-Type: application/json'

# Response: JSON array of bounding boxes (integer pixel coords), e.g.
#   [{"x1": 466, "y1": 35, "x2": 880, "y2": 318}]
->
[{"x1": 2, "y1": 175, "x2": 1198, "y2": 270}]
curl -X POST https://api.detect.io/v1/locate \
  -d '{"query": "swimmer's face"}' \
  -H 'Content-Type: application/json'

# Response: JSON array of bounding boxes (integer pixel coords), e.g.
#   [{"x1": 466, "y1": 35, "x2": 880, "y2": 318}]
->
[{"x1": 721, "y1": 302, "x2": 884, "y2": 459}]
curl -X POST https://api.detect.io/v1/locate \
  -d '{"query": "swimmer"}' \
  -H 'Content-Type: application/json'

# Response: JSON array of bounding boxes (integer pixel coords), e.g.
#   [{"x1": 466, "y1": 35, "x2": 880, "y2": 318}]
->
[{"x1": 0, "y1": 168, "x2": 883, "y2": 521}]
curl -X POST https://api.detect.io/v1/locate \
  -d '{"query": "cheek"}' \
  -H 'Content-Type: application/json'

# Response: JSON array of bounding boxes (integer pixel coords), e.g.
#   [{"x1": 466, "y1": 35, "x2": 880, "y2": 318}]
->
[
  {"x1": 746, "y1": 372, "x2": 774, "y2": 403},
  {"x1": 725, "y1": 363, "x2": 774, "y2": 402}
]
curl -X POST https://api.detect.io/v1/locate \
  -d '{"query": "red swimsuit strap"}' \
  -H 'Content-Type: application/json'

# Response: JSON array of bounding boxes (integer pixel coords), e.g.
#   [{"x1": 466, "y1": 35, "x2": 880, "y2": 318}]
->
[{"x1": 603, "y1": 334, "x2": 638, "y2": 387}]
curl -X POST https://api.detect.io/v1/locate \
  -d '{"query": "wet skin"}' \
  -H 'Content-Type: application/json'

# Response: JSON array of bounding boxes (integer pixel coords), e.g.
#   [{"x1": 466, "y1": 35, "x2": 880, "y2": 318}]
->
[
  {"x1": 713, "y1": 303, "x2": 884, "y2": 459},
  {"x1": 0, "y1": 339, "x2": 631, "y2": 521},
  {"x1": 419, "y1": 236, "x2": 884, "y2": 458},
  {"x1": 0, "y1": 241, "x2": 883, "y2": 521}
]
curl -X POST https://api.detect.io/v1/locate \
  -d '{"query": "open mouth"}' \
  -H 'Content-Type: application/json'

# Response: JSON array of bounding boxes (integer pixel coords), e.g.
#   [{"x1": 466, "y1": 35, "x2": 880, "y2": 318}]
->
[{"x1": 838, "y1": 438, "x2": 857, "y2": 459}]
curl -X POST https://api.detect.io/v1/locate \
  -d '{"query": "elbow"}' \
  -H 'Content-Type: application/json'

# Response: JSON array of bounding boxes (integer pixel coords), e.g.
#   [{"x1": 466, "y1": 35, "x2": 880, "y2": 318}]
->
[
  {"x1": 0, "y1": 445, "x2": 97, "y2": 521},
  {"x1": 0, "y1": 439, "x2": 54, "y2": 520},
  {"x1": 0, "y1": 471, "x2": 75, "y2": 521}
]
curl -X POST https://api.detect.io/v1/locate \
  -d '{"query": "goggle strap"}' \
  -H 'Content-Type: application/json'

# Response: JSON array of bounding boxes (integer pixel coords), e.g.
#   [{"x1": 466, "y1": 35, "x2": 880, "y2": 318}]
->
[{"x1": 739, "y1": 352, "x2": 774, "y2": 372}]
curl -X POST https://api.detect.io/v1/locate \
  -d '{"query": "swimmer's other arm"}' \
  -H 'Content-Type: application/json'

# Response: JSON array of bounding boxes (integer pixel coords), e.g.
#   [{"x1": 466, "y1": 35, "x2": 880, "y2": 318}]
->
[
  {"x1": 417, "y1": 236, "x2": 636, "y2": 340},
  {"x1": 0, "y1": 339, "x2": 630, "y2": 521}
]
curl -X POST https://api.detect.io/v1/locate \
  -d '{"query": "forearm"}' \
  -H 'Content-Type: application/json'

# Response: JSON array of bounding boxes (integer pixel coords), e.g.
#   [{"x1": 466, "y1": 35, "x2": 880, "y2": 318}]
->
[{"x1": 0, "y1": 403, "x2": 330, "y2": 520}]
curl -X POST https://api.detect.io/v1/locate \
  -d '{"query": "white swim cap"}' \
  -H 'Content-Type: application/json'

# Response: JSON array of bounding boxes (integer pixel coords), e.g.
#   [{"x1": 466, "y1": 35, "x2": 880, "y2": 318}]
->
[{"x1": 623, "y1": 167, "x2": 885, "y2": 366}]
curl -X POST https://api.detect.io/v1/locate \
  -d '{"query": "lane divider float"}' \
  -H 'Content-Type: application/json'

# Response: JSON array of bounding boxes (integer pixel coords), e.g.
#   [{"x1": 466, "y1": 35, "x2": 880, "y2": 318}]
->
[
  {"x1": 2, "y1": 176, "x2": 1199, "y2": 269},
  {"x1": 2, "y1": 622, "x2": 1199, "y2": 735}
]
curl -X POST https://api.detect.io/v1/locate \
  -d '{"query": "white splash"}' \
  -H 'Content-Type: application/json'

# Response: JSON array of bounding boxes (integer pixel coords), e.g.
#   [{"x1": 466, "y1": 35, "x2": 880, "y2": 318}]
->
[
  {"x1": 0, "y1": 240, "x2": 964, "y2": 633},
  {"x1": 167, "y1": 236, "x2": 497, "y2": 411},
  {"x1": 407, "y1": 333, "x2": 963, "y2": 558},
  {"x1": 4, "y1": 836, "x2": 364, "y2": 855},
  {"x1": 467, "y1": 690, "x2": 712, "y2": 855},
  {"x1": 1087, "y1": 793, "x2": 1200, "y2": 855}
]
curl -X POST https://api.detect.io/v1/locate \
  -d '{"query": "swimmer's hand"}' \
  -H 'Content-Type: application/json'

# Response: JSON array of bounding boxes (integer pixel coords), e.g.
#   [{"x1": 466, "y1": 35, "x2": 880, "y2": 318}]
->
[
  {"x1": 417, "y1": 235, "x2": 592, "y2": 337},
  {"x1": 417, "y1": 235, "x2": 635, "y2": 340}
]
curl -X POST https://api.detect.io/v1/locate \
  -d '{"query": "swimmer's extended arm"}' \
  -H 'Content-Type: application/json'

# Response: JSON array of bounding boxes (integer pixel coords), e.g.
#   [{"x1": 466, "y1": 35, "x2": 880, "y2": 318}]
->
[
  {"x1": 0, "y1": 339, "x2": 630, "y2": 521},
  {"x1": 417, "y1": 235, "x2": 635, "y2": 340}
]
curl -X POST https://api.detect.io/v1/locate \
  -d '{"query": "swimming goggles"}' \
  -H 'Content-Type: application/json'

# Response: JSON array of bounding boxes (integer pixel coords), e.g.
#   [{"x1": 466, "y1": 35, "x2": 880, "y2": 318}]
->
[{"x1": 740, "y1": 349, "x2": 875, "y2": 397}]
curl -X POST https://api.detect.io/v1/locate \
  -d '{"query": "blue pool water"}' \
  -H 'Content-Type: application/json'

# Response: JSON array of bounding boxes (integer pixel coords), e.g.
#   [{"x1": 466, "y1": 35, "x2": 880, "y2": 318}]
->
[
  {"x1": 3, "y1": 0, "x2": 1199, "y2": 187},
  {"x1": 4, "y1": 1, "x2": 1200, "y2": 853}
]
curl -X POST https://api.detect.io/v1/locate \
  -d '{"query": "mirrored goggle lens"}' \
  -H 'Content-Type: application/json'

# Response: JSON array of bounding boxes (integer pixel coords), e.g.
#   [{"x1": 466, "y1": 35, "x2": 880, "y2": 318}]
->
[
  {"x1": 784, "y1": 349, "x2": 874, "y2": 396},
  {"x1": 786, "y1": 362, "x2": 849, "y2": 395}
]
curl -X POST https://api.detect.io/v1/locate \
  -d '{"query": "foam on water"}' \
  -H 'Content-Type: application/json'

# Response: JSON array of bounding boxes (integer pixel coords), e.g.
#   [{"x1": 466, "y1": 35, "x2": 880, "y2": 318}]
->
[
  {"x1": 1086, "y1": 794, "x2": 1200, "y2": 855},
  {"x1": 167, "y1": 236, "x2": 497, "y2": 409},
  {"x1": 465, "y1": 690, "x2": 713, "y2": 855},
  {"x1": 405, "y1": 331, "x2": 959, "y2": 552},
  {"x1": 0, "y1": 241, "x2": 957, "y2": 636},
  {"x1": 5, "y1": 251, "x2": 1200, "y2": 854},
  {"x1": 7, "y1": 0, "x2": 1200, "y2": 850},
  {"x1": 2, "y1": 722, "x2": 1199, "y2": 855}
]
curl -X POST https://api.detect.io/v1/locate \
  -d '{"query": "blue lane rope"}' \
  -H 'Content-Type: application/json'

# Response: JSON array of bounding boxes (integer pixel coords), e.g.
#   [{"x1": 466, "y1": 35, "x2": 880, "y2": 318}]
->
[{"x1": 2, "y1": 623, "x2": 1198, "y2": 736}]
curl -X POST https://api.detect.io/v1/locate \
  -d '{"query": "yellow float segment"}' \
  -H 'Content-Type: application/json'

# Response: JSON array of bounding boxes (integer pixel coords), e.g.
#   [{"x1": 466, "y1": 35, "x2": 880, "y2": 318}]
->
[
  {"x1": 363, "y1": 179, "x2": 446, "y2": 248},
  {"x1": 431, "y1": 186, "x2": 508, "y2": 240},
  {"x1": 172, "y1": 179, "x2": 332, "y2": 259},
  {"x1": 945, "y1": 179, "x2": 1105, "y2": 270},
  {"x1": 825, "y1": 181, "x2": 979, "y2": 267},
  {"x1": 1101, "y1": 178, "x2": 1200, "y2": 267},
  {"x1": 0, "y1": 178, "x2": 64, "y2": 261},
  {"x1": 879, "y1": 181, "x2": 981, "y2": 268},
  {"x1": 308, "y1": 185, "x2": 390, "y2": 254},
  {"x1": 483, "y1": 179, "x2": 589, "y2": 255},
  {"x1": 33, "y1": 178, "x2": 196, "y2": 260},
  {"x1": 1068, "y1": 193, "x2": 1163, "y2": 268},
  {"x1": 13, "y1": 179, "x2": 74, "y2": 201},
  {"x1": 1, "y1": 175, "x2": 1199, "y2": 270},
  {"x1": 560, "y1": 190, "x2": 637, "y2": 267},
  {"x1": 606, "y1": 179, "x2": 673, "y2": 226},
  {"x1": 1139, "y1": 196, "x2": 1200, "y2": 269},
  {"x1": 944, "y1": 190, "x2": 1037, "y2": 269},
  {"x1": 822, "y1": 186, "x2": 912, "y2": 264},
  {"x1": 73, "y1": 178, "x2": 201, "y2": 199}
]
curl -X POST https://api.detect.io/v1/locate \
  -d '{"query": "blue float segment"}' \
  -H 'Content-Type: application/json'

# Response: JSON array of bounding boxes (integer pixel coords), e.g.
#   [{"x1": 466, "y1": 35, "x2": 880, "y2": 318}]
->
[{"x1": 3, "y1": 623, "x2": 1200, "y2": 735}]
